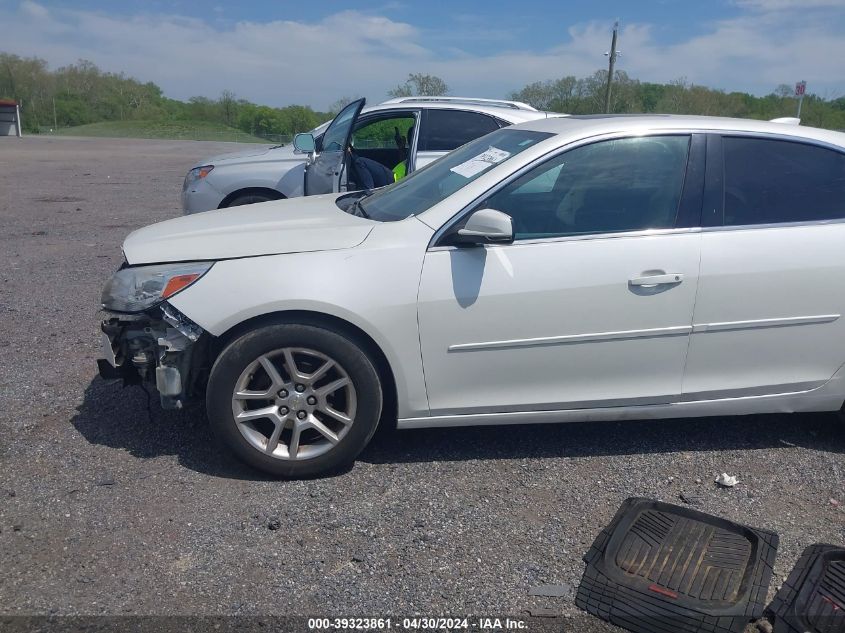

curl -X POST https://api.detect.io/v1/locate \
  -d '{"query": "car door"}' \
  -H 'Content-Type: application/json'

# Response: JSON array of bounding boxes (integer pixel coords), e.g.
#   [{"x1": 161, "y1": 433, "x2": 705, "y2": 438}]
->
[
  {"x1": 417, "y1": 134, "x2": 706, "y2": 416},
  {"x1": 681, "y1": 134, "x2": 845, "y2": 401},
  {"x1": 304, "y1": 98, "x2": 365, "y2": 195},
  {"x1": 414, "y1": 109, "x2": 501, "y2": 170}
]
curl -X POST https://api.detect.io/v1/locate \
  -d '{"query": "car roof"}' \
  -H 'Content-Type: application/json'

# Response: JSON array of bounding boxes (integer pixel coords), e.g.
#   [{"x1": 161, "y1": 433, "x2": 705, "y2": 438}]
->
[
  {"x1": 364, "y1": 98, "x2": 559, "y2": 124},
  {"x1": 380, "y1": 96, "x2": 539, "y2": 111},
  {"x1": 515, "y1": 113, "x2": 845, "y2": 148}
]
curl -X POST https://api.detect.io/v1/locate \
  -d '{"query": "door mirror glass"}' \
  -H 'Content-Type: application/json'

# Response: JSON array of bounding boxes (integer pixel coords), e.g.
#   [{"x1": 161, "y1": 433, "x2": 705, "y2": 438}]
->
[
  {"x1": 454, "y1": 208, "x2": 514, "y2": 245},
  {"x1": 293, "y1": 133, "x2": 316, "y2": 154}
]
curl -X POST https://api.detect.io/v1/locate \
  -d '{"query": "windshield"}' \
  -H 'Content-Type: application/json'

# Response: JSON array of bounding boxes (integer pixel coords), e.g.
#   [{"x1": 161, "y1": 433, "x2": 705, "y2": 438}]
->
[{"x1": 343, "y1": 128, "x2": 554, "y2": 222}]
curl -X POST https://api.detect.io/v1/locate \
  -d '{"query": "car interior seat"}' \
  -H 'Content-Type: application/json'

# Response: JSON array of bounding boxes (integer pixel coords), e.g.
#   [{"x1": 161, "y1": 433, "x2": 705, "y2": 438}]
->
[
  {"x1": 350, "y1": 152, "x2": 395, "y2": 190},
  {"x1": 553, "y1": 139, "x2": 684, "y2": 235}
]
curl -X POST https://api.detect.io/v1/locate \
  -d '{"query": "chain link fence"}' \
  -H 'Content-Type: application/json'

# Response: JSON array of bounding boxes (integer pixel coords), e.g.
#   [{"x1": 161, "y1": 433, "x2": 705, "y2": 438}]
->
[{"x1": 31, "y1": 125, "x2": 409, "y2": 148}]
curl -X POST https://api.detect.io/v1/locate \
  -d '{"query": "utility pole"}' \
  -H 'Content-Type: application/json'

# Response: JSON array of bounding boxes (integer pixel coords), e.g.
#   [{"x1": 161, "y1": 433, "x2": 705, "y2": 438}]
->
[
  {"x1": 604, "y1": 20, "x2": 620, "y2": 114},
  {"x1": 795, "y1": 80, "x2": 806, "y2": 119},
  {"x1": 52, "y1": 97, "x2": 58, "y2": 131}
]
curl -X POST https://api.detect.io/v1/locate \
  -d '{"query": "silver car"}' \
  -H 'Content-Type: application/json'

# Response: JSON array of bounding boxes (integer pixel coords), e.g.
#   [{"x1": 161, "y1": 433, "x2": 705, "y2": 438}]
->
[{"x1": 181, "y1": 97, "x2": 559, "y2": 214}]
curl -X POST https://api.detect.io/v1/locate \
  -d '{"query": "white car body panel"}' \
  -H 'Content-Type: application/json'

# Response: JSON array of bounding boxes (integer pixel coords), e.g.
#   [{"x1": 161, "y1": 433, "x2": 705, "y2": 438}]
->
[
  {"x1": 182, "y1": 146, "x2": 308, "y2": 213},
  {"x1": 167, "y1": 216, "x2": 435, "y2": 418},
  {"x1": 417, "y1": 231, "x2": 701, "y2": 415},
  {"x1": 398, "y1": 364, "x2": 845, "y2": 428},
  {"x1": 682, "y1": 222, "x2": 845, "y2": 399},
  {"x1": 124, "y1": 194, "x2": 372, "y2": 264},
  {"x1": 201, "y1": 146, "x2": 307, "y2": 198},
  {"x1": 116, "y1": 114, "x2": 845, "y2": 431}
]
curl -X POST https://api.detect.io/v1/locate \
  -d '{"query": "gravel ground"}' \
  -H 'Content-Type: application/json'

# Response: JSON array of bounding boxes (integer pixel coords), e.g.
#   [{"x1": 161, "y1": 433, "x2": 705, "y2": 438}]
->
[{"x1": 1, "y1": 136, "x2": 844, "y2": 632}]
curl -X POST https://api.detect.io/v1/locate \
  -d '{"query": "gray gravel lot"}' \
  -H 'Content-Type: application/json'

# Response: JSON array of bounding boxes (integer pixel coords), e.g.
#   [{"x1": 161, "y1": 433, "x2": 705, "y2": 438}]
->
[{"x1": 1, "y1": 136, "x2": 844, "y2": 631}]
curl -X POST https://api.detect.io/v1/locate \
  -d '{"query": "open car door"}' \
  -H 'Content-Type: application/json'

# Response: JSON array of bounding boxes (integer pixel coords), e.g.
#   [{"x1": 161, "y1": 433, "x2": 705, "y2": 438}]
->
[{"x1": 304, "y1": 98, "x2": 365, "y2": 196}]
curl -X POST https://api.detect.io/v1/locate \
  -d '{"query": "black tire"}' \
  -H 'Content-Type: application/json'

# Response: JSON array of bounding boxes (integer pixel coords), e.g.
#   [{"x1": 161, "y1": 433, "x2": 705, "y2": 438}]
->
[
  {"x1": 207, "y1": 323, "x2": 382, "y2": 478},
  {"x1": 225, "y1": 193, "x2": 277, "y2": 207}
]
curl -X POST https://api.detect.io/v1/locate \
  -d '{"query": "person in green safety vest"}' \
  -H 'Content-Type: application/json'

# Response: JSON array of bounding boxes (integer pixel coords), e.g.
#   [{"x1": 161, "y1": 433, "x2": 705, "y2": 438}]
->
[
  {"x1": 392, "y1": 124, "x2": 414, "y2": 181},
  {"x1": 392, "y1": 160, "x2": 406, "y2": 181}
]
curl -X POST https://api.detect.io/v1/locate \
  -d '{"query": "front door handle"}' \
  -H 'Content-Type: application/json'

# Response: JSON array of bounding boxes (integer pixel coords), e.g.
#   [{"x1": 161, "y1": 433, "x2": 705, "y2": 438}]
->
[{"x1": 629, "y1": 273, "x2": 684, "y2": 287}]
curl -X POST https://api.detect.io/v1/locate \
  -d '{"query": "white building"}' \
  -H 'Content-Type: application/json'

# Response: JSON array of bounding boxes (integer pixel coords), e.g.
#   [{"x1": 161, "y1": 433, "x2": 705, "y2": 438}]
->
[{"x1": 0, "y1": 99, "x2": 22, "y2": 137}]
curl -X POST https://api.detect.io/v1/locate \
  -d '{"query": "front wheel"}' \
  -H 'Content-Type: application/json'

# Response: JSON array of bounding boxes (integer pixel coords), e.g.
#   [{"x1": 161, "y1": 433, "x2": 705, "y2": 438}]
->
[
  {"x1": 207, "y1": 323, "x2": 383, "y2": 478},
  {"x1": 225, "y1": 193, "x2": 277, "y2": 207}
]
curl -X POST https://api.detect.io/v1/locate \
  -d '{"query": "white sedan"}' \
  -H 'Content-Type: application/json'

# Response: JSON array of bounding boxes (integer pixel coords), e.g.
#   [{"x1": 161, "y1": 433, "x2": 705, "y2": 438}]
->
[{"x1": 99, "y1": 114, "x2": 845, "y2": 477}]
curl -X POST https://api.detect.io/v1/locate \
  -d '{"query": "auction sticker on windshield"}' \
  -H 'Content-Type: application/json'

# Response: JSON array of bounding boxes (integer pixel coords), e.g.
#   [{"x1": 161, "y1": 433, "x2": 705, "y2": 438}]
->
[{"x1": 450, "y1": 147, "x2": 510, "y2": 178}]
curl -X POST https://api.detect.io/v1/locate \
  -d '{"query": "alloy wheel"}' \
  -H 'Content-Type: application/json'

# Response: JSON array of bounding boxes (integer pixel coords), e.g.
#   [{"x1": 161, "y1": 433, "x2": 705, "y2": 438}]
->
[{"x1": 230, "y1": 347, "x2": 357, "y2": 460}]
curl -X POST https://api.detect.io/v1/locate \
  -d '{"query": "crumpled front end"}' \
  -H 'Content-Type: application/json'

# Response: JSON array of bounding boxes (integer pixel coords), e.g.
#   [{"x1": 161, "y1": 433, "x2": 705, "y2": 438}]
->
[{"x1": 99, "y1": 302, "x2": 210, "y2": 409}]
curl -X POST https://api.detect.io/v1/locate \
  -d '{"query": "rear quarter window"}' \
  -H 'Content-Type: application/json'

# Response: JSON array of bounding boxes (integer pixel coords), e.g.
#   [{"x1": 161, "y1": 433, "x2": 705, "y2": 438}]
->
[{"x1": 419, "y1": 110, "x2": 501, "y2": 152}]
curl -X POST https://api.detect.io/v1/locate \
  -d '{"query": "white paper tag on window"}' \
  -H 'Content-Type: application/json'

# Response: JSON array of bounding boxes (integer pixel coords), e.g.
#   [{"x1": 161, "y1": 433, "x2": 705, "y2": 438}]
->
[{"x1": 450, "y1": 146, "x2": 511, "y2": 178}]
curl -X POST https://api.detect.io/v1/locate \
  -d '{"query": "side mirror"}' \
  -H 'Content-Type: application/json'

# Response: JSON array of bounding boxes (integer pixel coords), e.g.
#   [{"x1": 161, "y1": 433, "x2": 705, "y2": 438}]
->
[
  {"x1": 453, "y1": 208, "x2": 514, "y2": 245},
  {"x1": 293, "y1": 133, "x2": 316, "y2": 154}
]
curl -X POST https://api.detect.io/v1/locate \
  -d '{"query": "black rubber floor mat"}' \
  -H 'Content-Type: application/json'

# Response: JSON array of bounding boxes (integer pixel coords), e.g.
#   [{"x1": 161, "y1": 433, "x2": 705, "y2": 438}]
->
[
  {"x1": 768, "y1": 543, "x2": 845, "y2": 633},
  {"x1": 575, "y1": 497, "x2": 779, "y2": 633}
]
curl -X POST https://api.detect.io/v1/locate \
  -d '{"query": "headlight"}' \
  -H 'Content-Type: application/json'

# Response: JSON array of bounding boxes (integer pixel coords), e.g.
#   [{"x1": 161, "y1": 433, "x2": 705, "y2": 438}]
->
[
  {"x1": 183, "y1": 165, "x2": 214, "y2": 189},
  {"x1": 101, "y1": 262, "x2": 214, "y2": 313}
]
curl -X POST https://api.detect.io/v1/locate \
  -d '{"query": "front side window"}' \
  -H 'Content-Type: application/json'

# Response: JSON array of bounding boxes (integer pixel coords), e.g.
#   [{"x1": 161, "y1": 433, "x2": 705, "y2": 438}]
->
[
  {"x1": 352, "y1": 115, "x2": 415, "y2": 149},
  {"x1": 350, "y1": 115, "x2": 416, "y2": 179},
  {"x1": 480, "y1": 135, "x2": 691, "y2": 240},
  {"x1": 419, "y1": 110, "x2": 501, "y2": 152},
  {"x1": 723, "y1": 137, "x2": 845, "y2": 225}
]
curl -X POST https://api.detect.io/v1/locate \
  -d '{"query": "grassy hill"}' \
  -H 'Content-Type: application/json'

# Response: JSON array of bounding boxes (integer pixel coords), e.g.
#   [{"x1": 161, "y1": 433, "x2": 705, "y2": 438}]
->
[{"x1": 51, "y1": 119, "x2": 271, "y2": 143}]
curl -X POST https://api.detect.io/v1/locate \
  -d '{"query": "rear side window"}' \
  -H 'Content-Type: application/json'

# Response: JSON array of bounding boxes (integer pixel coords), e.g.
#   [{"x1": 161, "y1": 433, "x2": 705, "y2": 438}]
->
[
  {"x1": 418, "y1": 110, "x2": 500, "y2": 152},
  {"x1": 723, "y1": 137, "x2": 845, "y2": 225}
]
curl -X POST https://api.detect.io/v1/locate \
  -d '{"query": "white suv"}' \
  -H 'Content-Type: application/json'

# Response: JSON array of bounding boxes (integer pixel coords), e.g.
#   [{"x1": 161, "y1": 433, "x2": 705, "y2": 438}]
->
[{"x1": 181, "y1": 97, "x2": 560, "y2": 213}]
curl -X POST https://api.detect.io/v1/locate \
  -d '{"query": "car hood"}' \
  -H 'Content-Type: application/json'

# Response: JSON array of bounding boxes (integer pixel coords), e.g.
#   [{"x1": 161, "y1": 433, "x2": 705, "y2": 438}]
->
[
  {"x1": 195, "y1": 144, "x2": 303, "y2": 168},
  {"x1": 123, "y1": 195, "x2": 374, "y2": 264}
]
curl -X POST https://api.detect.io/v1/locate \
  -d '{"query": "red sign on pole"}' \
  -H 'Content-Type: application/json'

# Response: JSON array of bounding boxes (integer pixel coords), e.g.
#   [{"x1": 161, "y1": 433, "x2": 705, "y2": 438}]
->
[{"x1": 795, "y1": 81, "x2": 807, "y2": 96}]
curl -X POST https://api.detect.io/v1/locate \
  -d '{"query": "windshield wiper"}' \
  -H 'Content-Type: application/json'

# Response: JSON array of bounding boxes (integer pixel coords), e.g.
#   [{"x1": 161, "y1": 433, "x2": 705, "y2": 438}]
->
[{"x1": 346, "y1": 191, "x2": 372, "y2": 219}]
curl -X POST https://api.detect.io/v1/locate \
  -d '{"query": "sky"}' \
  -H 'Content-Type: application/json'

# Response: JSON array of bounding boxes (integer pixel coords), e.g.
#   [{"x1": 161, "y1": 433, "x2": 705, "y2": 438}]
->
[{"x1": 0, "y1": 0, "x2": 843, "y2": 110}]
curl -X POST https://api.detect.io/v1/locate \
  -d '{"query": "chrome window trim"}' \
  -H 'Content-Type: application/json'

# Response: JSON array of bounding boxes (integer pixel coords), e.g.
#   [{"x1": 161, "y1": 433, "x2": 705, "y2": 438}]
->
[
  {"x1": 427, "y1": 226, "x2": 701, "y2": 252},
  {"x1": 718, "y1": 129, "x2": 845, "y2": 155},
  {"x1": 428, "y1": 127, "x2": 845, "y2": 249},
  {"x1": 445, "y1": 314, "x2": 839, "y2": 354},
  {"x1": 354, "y1": 108, "x2": 420, "y2": 128},
  {"x1": 701, "y1": 216, "x2": 845, "y2": 233},
  {"x1": 448, "y1": 324, "x2": 693, "y2": 353}
]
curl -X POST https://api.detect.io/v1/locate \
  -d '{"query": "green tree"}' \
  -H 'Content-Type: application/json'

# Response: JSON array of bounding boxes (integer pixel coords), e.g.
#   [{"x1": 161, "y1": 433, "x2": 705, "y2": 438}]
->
[
  {"x1": 328, "y1": 95, "x2": 361, "y2": 115},
  {"x1": 219, "y1": 89, "x2": 238, "y2": 126},
  {"x1": 388, "y1": 73, "x2": 448, "y2": 98},
  {"x1": 3, "y1": 51, "x2": 844, "y2": 136}
]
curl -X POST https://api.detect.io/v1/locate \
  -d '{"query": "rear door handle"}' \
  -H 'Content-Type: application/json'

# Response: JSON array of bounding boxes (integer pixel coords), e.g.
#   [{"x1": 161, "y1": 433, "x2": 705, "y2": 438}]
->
[{"x1": 629, "y1": 273, "x2": 684, "y2": 287}]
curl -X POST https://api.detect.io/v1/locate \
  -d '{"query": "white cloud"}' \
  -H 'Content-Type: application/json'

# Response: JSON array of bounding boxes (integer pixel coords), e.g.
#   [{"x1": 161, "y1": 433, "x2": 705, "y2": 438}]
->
[
  {"x1": 734, "y1": 0, "x2": 845, "y2": 10},
  {"x1": 19, "y1": 0, "x2": 48, "y2": 19},
  {"x1": 0, "y1": 1, "x2": 842, "y2": 108}
]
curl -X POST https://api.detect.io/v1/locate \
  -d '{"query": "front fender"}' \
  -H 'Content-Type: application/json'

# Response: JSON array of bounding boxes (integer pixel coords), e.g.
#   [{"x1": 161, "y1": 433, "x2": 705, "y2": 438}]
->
[
  {"x1": 167, "y1": 219, "x2": 434, "y2": 418},
  {"x1": 210, "y1": 160, "x2": 306, "y2": 200}
]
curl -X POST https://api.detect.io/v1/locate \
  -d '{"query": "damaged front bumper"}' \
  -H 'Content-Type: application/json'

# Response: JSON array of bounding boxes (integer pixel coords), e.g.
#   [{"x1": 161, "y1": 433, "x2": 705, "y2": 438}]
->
[{"x1": 98, "y1": 302, "x2": 209, "y2": 409}]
